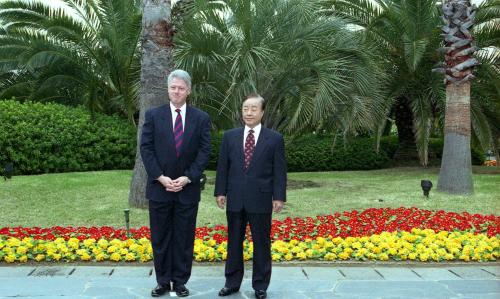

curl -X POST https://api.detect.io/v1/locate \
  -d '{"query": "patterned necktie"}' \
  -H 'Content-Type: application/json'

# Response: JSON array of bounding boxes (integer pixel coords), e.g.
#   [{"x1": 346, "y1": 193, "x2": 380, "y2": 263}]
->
[
  {"x1": 174, "y1": 108, "x2": 183, "y2": 157},
  {"x1": 244, "y1": 129, "x2": 255, "y2": 171}
]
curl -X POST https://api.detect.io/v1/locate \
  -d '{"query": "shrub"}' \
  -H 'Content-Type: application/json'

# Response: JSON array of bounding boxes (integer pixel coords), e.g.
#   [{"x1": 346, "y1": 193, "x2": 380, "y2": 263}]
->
[
  {"x1": 285, "y1": 134, "x2": 390, "y2": 171},
  {"x1": 380, "y1": 136, "x2": 485, "y2": 165},
  {"x1": 0, "y1": 100, "x2": 136, "y2": 175}
]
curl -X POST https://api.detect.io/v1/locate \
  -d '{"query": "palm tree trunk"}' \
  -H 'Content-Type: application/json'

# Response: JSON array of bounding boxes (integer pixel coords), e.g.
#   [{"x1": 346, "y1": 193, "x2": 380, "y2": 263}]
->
[
  {"x1": 438, "y1": 83, "x2": 473, "y2": 194},
  {"x1": 436, "y1": 0, "x2": 477, "y2": 194},
  {"x1": 393, "y1": 96, "x2": 419, "y2": 162},
  {"x1": 129, "y1": 0, "x2": 173, "y2": 208}
]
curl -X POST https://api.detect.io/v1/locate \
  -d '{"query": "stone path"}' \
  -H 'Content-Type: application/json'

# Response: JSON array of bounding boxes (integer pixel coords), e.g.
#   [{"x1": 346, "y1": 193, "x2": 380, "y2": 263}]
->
[{"x1": 0, "y1": 265, "x2": 499, "y2": 298}]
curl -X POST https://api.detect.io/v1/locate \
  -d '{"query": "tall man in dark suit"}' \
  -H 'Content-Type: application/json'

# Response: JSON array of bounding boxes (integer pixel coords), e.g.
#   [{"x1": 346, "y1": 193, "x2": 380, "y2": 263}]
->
[
  {"x1": 215, "y1": 94, "x2": 287, "y2": 299},
  {"x1": 140, "y1": 69, "x2": 211, "y2": 298}
]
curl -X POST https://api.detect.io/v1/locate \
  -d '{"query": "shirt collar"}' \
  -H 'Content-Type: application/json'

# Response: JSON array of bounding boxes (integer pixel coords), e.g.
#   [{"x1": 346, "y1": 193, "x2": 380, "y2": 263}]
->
[
  {"x1": 170, "y1": 102, "x2": 186, "y2": 113},
  {"x1": 245, "y1": 123, "x2": 261, "y2": 135}
]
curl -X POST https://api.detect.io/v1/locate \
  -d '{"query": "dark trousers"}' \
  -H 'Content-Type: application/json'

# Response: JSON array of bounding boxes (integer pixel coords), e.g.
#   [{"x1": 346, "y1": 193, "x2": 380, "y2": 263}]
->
[
  {"x1": 225, "y1": 210, "x2": 272, "y2": 291},
  {"x1": 149, "y1": 199, "x2": 198, "y2": 287}
]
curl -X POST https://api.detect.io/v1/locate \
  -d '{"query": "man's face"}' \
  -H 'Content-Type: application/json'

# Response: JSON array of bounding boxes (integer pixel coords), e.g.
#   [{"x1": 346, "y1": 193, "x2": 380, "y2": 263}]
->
[
  {"x1": 168, "y1": 78, "x2": 190, "y2": 107},
  {"x1": 242, "y1": 97, "x2": 264, "y2": 128}
]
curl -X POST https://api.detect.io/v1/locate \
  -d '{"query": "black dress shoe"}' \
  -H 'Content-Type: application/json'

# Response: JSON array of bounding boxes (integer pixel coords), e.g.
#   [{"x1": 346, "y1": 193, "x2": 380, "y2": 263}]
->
[
  {"x1": 151, "y1": 284, "x2": 170, "y2": 297},
  {"x1": 218, "y1": 286, "x2": 239, "y2": 296},
  {"x1": 174, "y1": 284, "x2": 190, "y2": 297},
  {"x1": 254, "y1": 290, "x2": 267, "y2": 299}
]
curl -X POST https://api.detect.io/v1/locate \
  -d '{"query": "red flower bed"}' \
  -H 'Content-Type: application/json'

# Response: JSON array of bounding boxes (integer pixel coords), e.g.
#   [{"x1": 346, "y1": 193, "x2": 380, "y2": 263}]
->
[
  {"x1": 270, "y1": 207, "x2": 500, "y2": 240},
  {"x1": 1, "y1": 207, "x2": 498, "y2": 243}
]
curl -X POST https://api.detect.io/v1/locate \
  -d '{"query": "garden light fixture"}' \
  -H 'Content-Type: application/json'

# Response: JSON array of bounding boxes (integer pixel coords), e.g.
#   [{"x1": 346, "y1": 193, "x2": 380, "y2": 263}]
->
[
  {"x1": 124, "y1": 209, "x2": 130, "y2": 237},
  {"x1": 421, "y1": 180, "x2": 433, "y2": 198},
  {"x1": 3, "y1": 163, "x2": 13, "y2": 181}
]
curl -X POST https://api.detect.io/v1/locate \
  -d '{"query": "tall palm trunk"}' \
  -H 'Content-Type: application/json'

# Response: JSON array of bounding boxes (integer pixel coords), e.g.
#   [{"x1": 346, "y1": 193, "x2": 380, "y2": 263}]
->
[
  {"x1": 393, "y1": 96, "x2": 419, "y2": 163},
  {"x1": 129, "y1": 0, "x2": 173, "y2": 208},
  {"x1": 435, "y1": 0, "x2": 478, "y2": 194}
]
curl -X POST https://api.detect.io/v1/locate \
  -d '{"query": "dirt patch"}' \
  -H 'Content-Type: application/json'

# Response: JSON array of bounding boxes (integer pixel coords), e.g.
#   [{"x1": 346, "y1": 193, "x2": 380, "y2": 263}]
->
[
  {"x1": 205, "y1": 177, "x2": 321, "y2": 190},
  {"x1": 472, "y1": 166, "x2": 500, "y2": 175}
]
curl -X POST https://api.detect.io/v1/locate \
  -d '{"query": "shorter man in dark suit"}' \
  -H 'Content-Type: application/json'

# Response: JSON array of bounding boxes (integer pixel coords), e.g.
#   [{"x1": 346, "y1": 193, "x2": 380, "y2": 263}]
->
[
  {"x1": 140, "y1": 69, "x2": 211, "y2": 297},
  {"x1": 215, "y1": 94, "x2": 287, "y2": 299}
]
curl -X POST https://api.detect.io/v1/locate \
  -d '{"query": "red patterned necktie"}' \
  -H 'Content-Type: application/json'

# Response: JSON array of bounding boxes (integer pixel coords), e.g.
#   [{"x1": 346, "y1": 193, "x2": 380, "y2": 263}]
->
[
  {"x1": 174, "y1": 108, "x2": 183, "y2": 157},
  {"x1": 244, "y1": 129, "x2": 255, "y2": 171}
]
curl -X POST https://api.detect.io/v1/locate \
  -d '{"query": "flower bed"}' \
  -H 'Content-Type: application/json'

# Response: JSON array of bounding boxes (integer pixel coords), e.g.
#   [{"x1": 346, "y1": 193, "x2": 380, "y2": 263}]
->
[{"x1": 1, "y1": 208, "x2": 499, "y2": 263}]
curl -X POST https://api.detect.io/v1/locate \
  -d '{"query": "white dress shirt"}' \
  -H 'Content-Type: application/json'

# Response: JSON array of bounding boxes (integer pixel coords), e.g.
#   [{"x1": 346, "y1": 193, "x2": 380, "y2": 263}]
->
[
  {"x1": 170, "y1": 102, "x2": 186, "y2": 130},
  {"x1": 243, "y1": 124, "x2": 262, "y2": 148}
]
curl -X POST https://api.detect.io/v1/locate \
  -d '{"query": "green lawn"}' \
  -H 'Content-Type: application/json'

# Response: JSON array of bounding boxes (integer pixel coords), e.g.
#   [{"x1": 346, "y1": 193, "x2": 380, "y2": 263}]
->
[{"x1": 1, "y1": 167, "x2": 498, "y2": 228}]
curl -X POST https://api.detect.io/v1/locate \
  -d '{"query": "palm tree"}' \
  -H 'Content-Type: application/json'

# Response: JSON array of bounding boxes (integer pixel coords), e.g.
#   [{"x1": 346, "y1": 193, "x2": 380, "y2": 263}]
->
[
  {"x1": 322, "y1": 0, "x2": 499, "y2": 165},
  {"x1": 173, "y1": 0, "x2": 388, "y2": 137},
  {"x1": 434, "y1": 0, "x2": 480, "y2": 194},
  {"x1": 322, "y1": 0, "x2": 445, "y2": 165},
  {"x1": 0, "y1": 0, "x2": 142, "y2": 122},
  {"x1": 129, "y1": 0, "x2": 173, "y2": 208}
]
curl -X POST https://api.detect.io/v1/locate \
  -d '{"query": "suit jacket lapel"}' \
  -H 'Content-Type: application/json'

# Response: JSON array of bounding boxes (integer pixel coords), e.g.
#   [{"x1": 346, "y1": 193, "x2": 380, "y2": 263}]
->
[
  {"x1": 160, "y1": 105, "x2": 176, "y2": 154},
  {"x1": 181, "y1": 106, "x2": 195, "y2": 155},
  {"x1": 247, "y1": 127, "x2": 269, "y2": 171},
  {"x1": 236, "y1": 127, "x2": 245, "y2": 167}
]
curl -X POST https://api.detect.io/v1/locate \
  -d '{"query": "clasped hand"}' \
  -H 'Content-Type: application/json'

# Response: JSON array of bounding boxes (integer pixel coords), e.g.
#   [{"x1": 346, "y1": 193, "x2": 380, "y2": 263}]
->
[{"x1": 158, "y1": 175, "x2": 189, "y2": 192}]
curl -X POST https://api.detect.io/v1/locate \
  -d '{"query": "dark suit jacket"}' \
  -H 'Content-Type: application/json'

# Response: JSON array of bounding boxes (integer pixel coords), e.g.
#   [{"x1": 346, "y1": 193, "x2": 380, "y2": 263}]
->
[
  {"x1": 140, "y1": 104, "x2": 211, "y2": 204},
  {"x1": 214, "y1": 127, "x2": 286, "y2": 213}
]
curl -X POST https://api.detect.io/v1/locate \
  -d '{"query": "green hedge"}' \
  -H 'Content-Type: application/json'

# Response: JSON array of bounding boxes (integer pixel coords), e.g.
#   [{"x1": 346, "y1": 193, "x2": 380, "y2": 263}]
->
[
  {"x1": 207, "y1": 133, "x2": 391, "y2": 171},
  {"x1": 285, "y1": 134, "x2": 390, "y2": 171},
  {"x1": 0, "y1": 100, "x2": 136, "y2": 175},
  {"x1": 1, "y1": 99, "x2": 484, "y2": 175},
  {"x1": 208, "y1": 134, "x2": 484, "y2": 172},
  {"x1": 380, "y1": 136, "x2": 485, "y2": 165}
]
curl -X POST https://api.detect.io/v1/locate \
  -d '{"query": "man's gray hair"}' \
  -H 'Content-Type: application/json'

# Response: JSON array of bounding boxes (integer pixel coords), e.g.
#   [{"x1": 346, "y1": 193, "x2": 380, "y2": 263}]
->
[{"x1": 167, "y1": 69, "x2": 192, "y2": 90}]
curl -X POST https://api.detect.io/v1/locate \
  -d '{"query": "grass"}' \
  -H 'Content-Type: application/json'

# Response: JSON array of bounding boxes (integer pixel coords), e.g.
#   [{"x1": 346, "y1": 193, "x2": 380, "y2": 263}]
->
[{"x1": 0, "y1": 167, "x2": 498, "y2": 228}]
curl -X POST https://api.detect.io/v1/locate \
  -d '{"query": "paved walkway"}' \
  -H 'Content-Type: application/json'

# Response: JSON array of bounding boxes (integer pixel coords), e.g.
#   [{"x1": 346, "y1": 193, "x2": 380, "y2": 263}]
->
[{"x1": 0, "y1": 264, "x2": 499, "y2": 298}]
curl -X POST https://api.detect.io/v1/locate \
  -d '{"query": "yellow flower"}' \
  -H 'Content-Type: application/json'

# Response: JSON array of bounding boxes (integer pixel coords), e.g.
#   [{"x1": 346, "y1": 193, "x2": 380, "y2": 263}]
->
[
  {"x1": 139, "y1": 238, "x2": 150, "y2": 246},
  {"x1": 460, "y1": 254, "x2": 470, "y2": 261},
  {"x1": 125, "y1": 253, "x2": 136, "y2": 261},
  {"x1": 4, "y1": 254, "x2": 16, "y2": 263},
  {"x1": 83, "y1": 238, "x2": 96, "y2": 247},
  {"x1": 332, "y1": 237, "x2": 342, "y2": 245},
  {"x1": 296, "y1": 252, "x2": 306, "y2": 260},
  {"x1": 68, "y1": 238, "x2": 80, "y2": 249},
  {"x1": 419, "y1": 253, "x2": 429, "y2": 262},
  {"x1": 7, "y1": 237, "x2": 21, "y2": 247},
  {"x1": 324, "y1": 253, "x2": 337, "y2": 261},
  {"x1": 54, "y1": 237, "x2": 65, "y2": 244},
  {"x1": 35, "y1": 254, "x2": 45, "y2": 262},
  {"x1": 16, "y1": 246, "x2": 28, "y2": 254},
  {"x1": 272, "y1": 253, "x2": 281, "y2": 261},
  {"x1": 379, "y1": 253, "x2": 389, "y2": 261},
  {"x1": 284, "y1": 253, "x2": 293, "y2": 261},
  {"x1": 110, "y1": 252, "x2": 121, "y2": 262},
  {"x1": 98, "y1": 239, "x2": 109, "y2": 249},
  {"x1": 338, "y1": 252, "x2": 350, "y2": 260},
  {"x1": 80, "y1": 252, "x2": 92, "y2": 261},
  {"x1": 195, "y1": 253, "x2": 206, "y2": 262},
  {"x1": 217, "y1": 245, "x2": 226, "y2": 254},
  {"x1": 96, "y1": 253, "x2": 106, "y2": 261}
]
